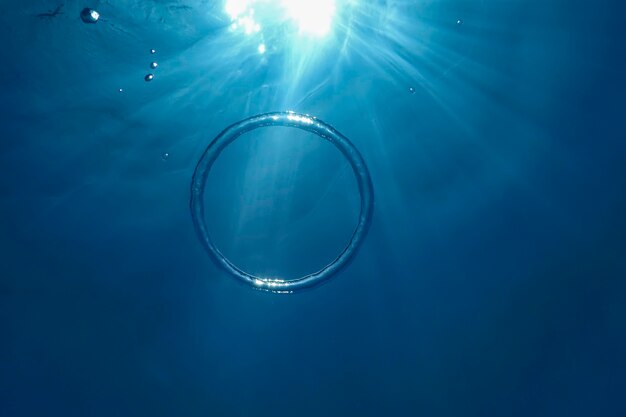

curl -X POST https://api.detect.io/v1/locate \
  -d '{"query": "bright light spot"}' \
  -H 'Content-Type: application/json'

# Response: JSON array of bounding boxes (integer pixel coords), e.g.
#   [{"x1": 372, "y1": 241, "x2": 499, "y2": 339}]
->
[
  {"x1": 287, "y1": 113, "x2": 314, "y2": 124},
  {"x1": 224, "y1": 0, "x2": 337, "y2": 37},
  {"x1": 225, "y1": 0, "x2": 251, "y2": 19},
  {"x1": 238, "y1": 15, "x2": 258, "y2": 34},
  {"x1": 253, "y1": 278, "x2": 290, "y2": 289},
  {"x1": 258, "y1": 43, "x2": 266, "y2": 54},
  {"x1": 281, "y1": 0, "x2": 335, "y2": 36}
]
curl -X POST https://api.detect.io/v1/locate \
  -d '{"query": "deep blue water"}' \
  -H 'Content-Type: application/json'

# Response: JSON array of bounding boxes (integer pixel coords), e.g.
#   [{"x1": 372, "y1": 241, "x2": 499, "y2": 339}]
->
[{"x1": 1, "y1": 0, "x2": 625, "y2": 416}]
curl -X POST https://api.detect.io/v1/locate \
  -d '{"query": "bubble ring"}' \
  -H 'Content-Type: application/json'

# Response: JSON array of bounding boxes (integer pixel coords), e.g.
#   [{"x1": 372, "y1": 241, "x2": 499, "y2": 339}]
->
[{"x1": 190, "y1": 112, "x2": 374, "y2": 292}]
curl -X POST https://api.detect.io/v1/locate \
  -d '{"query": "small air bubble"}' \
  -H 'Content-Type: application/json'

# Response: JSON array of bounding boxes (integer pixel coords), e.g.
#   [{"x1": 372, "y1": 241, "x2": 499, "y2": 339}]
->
[
  {"x1": 162, "y1": 152, "x2": 169, "y2": 160},
  {"x1": 456, "y1": 19, "x2": 463, "y2": 26},
  {"x1": 408, "y1": 87, "x2": 415, "y2": 94},
  {"x1": 80, "y1": 8, "x2": 99, "y2": 23},
  {"x1": 145, "y1": 74, "x2": 154, "y2": 82},
  {"x1": 118, "y1": 88, "x2": 123, "y2": 92},
  {"x1": 150, "y1": 49, "x2": 156, "y2": 54},
  {"x1": 150, "y1": 62, "x2": 158, "y2": 69}
]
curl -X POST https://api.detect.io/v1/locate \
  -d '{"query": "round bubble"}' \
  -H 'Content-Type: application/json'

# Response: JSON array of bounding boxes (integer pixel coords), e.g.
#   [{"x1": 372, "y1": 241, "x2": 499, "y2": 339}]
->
[
  {"x1": 80, "y1": 8, "x2": 99, "y2": 23},
  {"x1": 150, "y1": 49, "x2": 156, "y2": 54},
  {"x1": 150, "y1": 62, "x2": 158, "y2": 69},
  {"x1": 190, "y1": 112, "x2": 374, "y2": 293},
  {"x1": 144, "y1": 74, "x2": 154, "y2": 82}
]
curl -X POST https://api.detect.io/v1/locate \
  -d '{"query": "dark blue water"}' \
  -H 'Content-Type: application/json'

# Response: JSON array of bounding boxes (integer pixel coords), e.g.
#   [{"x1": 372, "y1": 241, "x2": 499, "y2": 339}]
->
[{"x1": 1, "y1": 0, "x2": 625, "y2": 415}]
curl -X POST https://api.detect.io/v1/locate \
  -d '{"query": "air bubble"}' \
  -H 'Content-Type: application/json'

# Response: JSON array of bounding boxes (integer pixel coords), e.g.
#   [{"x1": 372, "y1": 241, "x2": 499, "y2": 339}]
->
[
  {"x1": 150, "y1": 62, "x2": 158, "y2": 69},
  {"x1": 408, "y1": 87, "x2": 415, "y2": 94},
  {"x1": 456, "y1": 19, "x2": 463, "y2": 26},
  {"x1": 190, "y1": 112, "x2": 374, "y2": 293},
  {"x1": 144, "y1": 74, "x2": 154, "y2": 82},
  {"x1": 150, "y1": 49, "x2": 156, "y2": 54},
  {"x1": 80, "y1": 8, "x2": 99, "y2": 23},
  {"x1": 162, "y1": 152, "x2": 169, "y2": 160}
]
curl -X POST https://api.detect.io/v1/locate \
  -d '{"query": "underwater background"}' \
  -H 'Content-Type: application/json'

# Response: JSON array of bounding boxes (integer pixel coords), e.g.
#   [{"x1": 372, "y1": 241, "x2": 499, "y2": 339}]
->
[{"x1": 1, "y1": 0, "x2": 625, "y2": 415}]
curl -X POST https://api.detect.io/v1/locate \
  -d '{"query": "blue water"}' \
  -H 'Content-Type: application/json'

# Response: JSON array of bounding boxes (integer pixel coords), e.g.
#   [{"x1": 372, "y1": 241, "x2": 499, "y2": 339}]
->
[{"x1": 1, "y1": 0, "x2": 625, "y2": 416}]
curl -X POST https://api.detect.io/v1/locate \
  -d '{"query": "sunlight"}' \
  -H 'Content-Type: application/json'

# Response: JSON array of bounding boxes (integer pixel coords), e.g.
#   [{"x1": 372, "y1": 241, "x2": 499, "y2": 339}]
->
[
  {"x1": 281, "y1": 0, "x2": 335, "y2": 36},
  {"x1": 224, "y1": 0, "x2": 337, "y2": 37}
]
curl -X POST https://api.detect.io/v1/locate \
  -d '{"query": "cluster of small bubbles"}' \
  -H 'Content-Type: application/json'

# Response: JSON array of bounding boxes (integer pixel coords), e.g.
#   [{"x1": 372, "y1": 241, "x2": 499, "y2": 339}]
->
[
  {"x1": 456, "y1": 18, "x2": 463, "y2": 26},
  {"x1": 408, "y1": 87, "x2": 415, "y2": 94},
  {"x1": 144, "y1": 74, "x2": 154, "y2": 82},
  {"x1": 80, "y1": 8, "x2": 99, "y2": 23}
]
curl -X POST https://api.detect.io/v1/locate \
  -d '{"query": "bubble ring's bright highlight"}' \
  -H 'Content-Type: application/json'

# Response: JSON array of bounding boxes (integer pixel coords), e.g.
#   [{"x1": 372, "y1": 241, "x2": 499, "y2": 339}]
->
[{"x1": 190, "y1": 112, "x2": 374, "y2": 293}]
